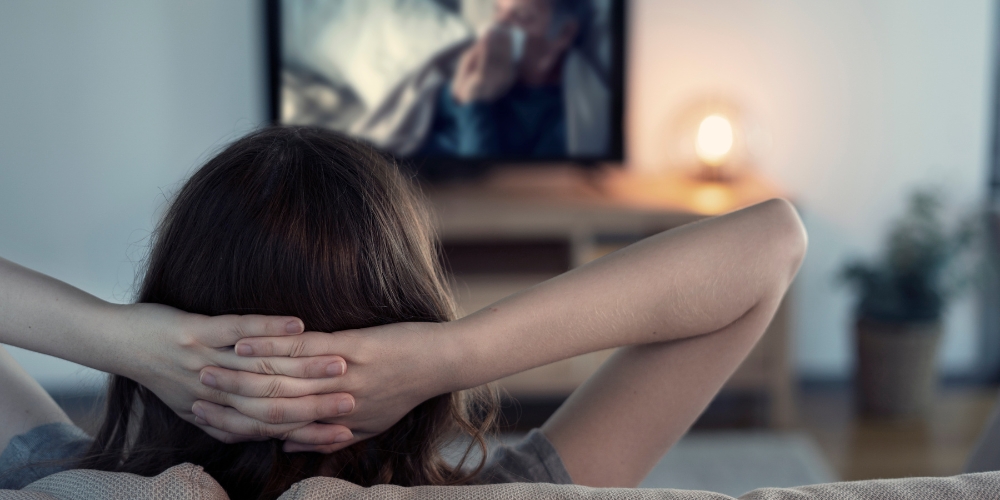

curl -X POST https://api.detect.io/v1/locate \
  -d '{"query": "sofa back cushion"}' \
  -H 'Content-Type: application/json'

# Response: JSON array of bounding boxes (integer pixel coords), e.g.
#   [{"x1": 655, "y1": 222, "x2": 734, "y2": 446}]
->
[{"x1": 5, "y1": 463, "x2": 1000, "y2": 500}]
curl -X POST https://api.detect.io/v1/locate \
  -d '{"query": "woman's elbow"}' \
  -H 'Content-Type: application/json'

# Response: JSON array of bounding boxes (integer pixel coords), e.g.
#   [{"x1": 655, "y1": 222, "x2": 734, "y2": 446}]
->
[{"x1": 760, "y1": 198, "x2": 808, "y2": 282}]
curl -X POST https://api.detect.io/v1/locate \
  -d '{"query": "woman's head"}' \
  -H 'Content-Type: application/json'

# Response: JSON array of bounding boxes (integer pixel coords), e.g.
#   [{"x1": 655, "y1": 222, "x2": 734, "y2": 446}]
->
[{"x1": 80, "y1": 127, "x2": 497, "y2": 499}]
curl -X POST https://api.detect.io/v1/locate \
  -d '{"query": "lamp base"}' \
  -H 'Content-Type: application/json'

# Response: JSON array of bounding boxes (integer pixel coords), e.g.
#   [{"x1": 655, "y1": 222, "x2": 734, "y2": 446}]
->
[{"x1": 696, "y1": 163, "x2": 737, "y2": 183}]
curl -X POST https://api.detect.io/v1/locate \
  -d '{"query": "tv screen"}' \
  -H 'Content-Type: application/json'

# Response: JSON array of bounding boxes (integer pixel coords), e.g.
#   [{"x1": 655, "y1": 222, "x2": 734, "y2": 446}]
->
[{"x1": 268, "y1": 0, "x2": 625, "y2": 176}]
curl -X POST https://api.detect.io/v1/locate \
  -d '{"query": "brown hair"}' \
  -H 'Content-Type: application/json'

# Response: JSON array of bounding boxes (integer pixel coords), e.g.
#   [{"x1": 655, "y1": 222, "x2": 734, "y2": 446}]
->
[{"x1": 76, "y1": 126, "x2": 499, "y2": 499}]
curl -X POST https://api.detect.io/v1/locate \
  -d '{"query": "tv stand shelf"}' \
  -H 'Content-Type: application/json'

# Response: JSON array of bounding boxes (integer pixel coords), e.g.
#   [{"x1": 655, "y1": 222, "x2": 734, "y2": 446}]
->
[{"x1": 425, "y1": 167, "x2": 795, "y2": 428}]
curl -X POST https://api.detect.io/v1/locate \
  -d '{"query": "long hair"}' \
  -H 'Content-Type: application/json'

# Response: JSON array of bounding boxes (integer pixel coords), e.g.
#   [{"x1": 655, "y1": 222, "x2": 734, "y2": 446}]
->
[{"x1": 76, "y1": 127, "x2": 499, "y2": 499}]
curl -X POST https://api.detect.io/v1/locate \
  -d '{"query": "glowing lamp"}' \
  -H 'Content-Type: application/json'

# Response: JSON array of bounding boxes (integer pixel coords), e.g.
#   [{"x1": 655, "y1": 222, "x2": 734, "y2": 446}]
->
[
  {"x1": 667, "y1": 99, "x2": 763, "y2": 182},
  {"x1": 695, "y1": 115, "x2": 734, "y2": 167}
]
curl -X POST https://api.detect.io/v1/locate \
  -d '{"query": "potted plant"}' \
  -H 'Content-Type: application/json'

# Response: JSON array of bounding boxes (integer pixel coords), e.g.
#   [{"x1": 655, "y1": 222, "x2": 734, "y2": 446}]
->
[{"x1": 841, "y1": 190, "x2": 978, "y2": 417}]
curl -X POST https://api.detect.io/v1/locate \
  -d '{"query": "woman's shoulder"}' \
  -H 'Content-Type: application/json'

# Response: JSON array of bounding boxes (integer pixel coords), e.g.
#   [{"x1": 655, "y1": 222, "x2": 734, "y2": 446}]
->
[
  {"x1": 478, "y1": 428, "x2": 573, "y2": 485},
  {"x1": 0, "y1": 422, "x2": 92, "y2": 490}
]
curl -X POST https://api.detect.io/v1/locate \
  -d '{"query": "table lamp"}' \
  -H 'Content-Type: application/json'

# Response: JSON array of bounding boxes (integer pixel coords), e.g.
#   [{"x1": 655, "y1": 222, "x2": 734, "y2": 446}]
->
[{"x1": 667, "y1": 99, "x2": 756, "y2": 183}]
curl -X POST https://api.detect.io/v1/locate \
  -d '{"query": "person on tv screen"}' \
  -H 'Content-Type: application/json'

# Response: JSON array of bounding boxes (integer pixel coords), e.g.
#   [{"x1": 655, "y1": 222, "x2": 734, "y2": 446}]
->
[
  {"x1": 279, "y1": 0, "x2": 613, "y2": 166},
  {"x1": 418, "y1": 0, "x2": 588, "y2": 159}
]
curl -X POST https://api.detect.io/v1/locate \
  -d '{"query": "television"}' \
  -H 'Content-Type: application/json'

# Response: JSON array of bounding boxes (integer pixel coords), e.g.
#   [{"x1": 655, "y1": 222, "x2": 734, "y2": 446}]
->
[{"x1": 267, "y1": 0, "x2": 626, "y2": 179}]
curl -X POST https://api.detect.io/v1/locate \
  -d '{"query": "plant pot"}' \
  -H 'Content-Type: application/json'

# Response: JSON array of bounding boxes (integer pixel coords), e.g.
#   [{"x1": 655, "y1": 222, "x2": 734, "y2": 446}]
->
[{"x1": 854, "y1": 317, "x2": 942, "y2": 417}]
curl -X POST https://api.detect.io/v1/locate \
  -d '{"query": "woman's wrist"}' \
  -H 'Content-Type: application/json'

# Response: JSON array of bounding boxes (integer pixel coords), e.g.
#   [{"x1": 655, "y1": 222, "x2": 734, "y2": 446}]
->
[
  {"x1": 99, "y1": 302, "x2": 146, "y2": 379},
  {"x1": 76, "y1": 301, "x2": 185, "y2": 382},
  {"x1": 105, "y1": 302, "x2": 199, "y2": 382},
  {"x1": 439, "y1": 313, "x2": 503, "y2": 392}
]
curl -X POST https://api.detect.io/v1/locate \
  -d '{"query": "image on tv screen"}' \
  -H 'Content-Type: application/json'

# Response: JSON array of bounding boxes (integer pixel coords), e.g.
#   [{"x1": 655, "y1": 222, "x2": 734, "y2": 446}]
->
[{"x1": 275, "y1": 0, "x2": 620, "y2": 164}]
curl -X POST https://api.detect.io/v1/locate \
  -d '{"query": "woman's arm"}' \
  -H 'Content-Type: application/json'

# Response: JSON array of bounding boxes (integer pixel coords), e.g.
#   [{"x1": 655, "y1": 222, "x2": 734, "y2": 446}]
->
[
  {"x1": 452, "y1": 198, "x2": 804, "y2": 387},
  {"x1": 466, "y1": 199, "x2": 805, "y2": 486},
  {"x1": 207, "y1": 199, "x2": 806, "y2": 464},
  {"x1": 0, "y1": 257, "x2": 358, "y2": 450}
]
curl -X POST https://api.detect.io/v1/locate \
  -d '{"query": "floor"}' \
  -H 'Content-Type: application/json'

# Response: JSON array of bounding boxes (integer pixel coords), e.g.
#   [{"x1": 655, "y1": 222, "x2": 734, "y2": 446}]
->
[{"x1": 798, "y1": 386, "x2": 999, "y2": 481}]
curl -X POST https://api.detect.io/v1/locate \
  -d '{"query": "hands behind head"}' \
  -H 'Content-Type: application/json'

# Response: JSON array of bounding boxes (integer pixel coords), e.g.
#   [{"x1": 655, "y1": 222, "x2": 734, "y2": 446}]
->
[{"x1": 127, "y1": 303, "x2": 461, "y2": 454}]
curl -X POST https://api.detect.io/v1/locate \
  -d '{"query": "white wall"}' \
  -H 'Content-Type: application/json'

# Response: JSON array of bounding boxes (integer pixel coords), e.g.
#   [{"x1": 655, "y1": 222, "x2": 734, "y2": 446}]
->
[
  {"x1": 0, "y1": 0, "x2": 265, "y2": 389},
  {"x1": 0, "y1": 0, "x2": 994, "y2": 388},
  {"x1": 627, "y1": 0, "x2": 995, "y2": 377}
]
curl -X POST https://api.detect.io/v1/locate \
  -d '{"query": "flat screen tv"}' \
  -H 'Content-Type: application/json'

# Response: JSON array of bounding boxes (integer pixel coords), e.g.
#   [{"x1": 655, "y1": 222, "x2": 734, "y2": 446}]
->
[{"x1": 267, "y1": 0, "x2": 626, "y2": 179}]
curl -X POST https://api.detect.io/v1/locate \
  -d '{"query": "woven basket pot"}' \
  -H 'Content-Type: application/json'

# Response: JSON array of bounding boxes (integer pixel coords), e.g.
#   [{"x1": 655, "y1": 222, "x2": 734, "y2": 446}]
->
[{"x1": 855, "y1": 317, "x2": 942, "y2": 417}]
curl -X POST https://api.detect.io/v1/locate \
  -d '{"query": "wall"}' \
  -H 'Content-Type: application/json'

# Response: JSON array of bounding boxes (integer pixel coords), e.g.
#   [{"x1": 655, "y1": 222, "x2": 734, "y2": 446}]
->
[
  {"x1": 0, "y1": 0, "x2": 265, "y2": 389},
  {"x1": 0, "y1": 0, "x2": 994, "y2": 388},
  {"x1": 628, "y1": 0, "x2": 995, "y2": 377}
]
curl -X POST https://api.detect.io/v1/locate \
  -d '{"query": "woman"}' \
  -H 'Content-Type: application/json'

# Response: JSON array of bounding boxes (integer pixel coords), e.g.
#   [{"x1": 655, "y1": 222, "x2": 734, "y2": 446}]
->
[{"x1": 0, "y1": 127, "x2": 807, "y2": 497}]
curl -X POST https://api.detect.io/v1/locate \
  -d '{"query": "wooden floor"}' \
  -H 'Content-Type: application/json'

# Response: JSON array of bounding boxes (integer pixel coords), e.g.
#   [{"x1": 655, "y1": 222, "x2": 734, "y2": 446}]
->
[{"x1": 798, "y1": 386, "x2": 999, "y2": 481}]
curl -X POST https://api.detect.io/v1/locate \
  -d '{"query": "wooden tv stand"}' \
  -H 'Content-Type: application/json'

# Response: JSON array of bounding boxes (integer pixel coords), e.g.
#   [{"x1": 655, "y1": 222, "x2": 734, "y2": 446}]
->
[{"x1": 424, "y1": 166, "x2": 795, "y2": 428}]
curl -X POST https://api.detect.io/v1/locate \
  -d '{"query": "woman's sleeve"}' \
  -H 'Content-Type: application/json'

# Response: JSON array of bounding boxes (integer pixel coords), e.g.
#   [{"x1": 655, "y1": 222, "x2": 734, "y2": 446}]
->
[
  {"x1": 0, "y1": 422, "x2": 92, "y2": 490},
  {"x1": 478, "y1": 428, "x2": 574, "y2": 484}
]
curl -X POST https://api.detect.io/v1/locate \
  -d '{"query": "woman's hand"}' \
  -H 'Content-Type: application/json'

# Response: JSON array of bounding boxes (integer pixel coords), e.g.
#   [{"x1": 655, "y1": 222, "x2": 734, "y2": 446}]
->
[
  {"x1": 192, "y1": 321, "x2": 465, "y2": 453},
  {"x1": 114, "y1": 302, "x2": 357, "y2": 448}
]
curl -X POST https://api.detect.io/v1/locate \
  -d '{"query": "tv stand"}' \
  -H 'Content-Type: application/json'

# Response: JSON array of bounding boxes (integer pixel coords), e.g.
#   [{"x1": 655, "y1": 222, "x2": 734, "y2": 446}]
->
[{"x1": 425, "y1": 168, "x2": 795, "y2": 428}]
